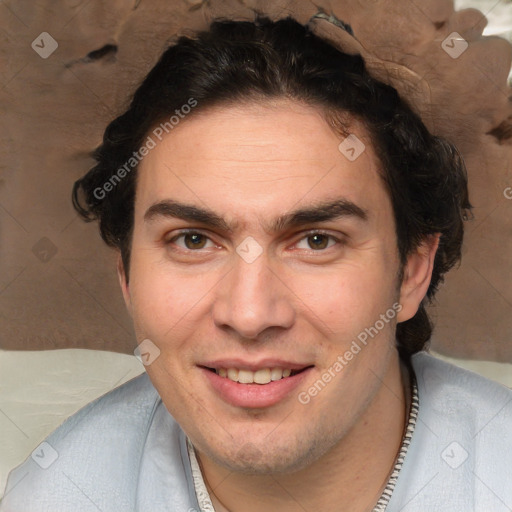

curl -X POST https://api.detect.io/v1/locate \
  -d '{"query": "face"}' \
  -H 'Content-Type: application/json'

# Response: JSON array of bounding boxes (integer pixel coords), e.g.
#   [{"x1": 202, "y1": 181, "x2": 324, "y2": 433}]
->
[{"x1": 119, "y1": 100, "x2": 424, "y2": 474}]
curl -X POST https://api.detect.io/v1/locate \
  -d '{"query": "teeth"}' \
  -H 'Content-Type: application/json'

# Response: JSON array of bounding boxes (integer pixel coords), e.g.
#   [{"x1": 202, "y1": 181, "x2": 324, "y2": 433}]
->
[
  {"x1": 227, "y1": 368, "x2": 239, "y2": 381},
  {"x1": 271, "y1": 368, "x2": 283, "y2": 381},
  {"x1": 238, "y1": 369, "x2": 254, "y2": 384},
  {"x1": 254, "y1": 369, "x2": 271, "y2": 384},
  {"x1": 215, "y1": 367, "x2": 298, "y2": 384}
]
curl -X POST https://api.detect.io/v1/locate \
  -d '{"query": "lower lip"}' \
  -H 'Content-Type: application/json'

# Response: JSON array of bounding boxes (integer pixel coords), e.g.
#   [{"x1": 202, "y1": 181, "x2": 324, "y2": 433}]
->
[{"x1": 201, "y1": 367, "x2": 313, "y2": 409}]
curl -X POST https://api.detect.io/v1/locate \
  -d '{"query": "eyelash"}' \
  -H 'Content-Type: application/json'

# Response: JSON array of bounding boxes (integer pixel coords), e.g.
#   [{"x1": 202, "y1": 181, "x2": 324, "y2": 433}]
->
[{"x1": 165, "y1": 229, "x2": 345, "y2": 254}]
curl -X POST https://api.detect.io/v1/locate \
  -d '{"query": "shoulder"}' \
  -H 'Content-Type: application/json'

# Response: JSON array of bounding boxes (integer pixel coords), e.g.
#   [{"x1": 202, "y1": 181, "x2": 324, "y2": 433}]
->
[
  {"x1": 0, "y1": 372, "x2": 163, "y2": 511},
  {"x1": 43, "y1": 370, "x2": 162, "y2": 447},
  {"x1": 411, "y1": 351, "x2": 512, "y2": 454},
  {"x1": 412, "y1": 351, "x2": 512, "y2": 416},
  {"x1": 388, "y1": 352, "x2": 512, "y2": 511}
]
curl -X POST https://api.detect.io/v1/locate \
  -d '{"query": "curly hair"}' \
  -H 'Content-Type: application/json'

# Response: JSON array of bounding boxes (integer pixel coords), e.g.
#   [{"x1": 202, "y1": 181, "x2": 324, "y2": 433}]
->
[{"x1": 72, "y1": 16, "x2": 472, "y2": 360}]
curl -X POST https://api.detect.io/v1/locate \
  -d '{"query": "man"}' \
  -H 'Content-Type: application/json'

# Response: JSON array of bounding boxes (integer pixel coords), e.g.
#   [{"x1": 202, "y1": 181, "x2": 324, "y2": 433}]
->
[{"x1": 1, "y1": 15, "x2": 511, "y2": 512}]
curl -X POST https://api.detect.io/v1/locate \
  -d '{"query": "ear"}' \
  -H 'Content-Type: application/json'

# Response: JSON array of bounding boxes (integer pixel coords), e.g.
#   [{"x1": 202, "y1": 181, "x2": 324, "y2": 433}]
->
[
  {"x1": 397, "y1": 233, "x2": 441, "y2": 323},
  {"x1": 117, "y1": 253, "x2": 132, "y2": 317}
]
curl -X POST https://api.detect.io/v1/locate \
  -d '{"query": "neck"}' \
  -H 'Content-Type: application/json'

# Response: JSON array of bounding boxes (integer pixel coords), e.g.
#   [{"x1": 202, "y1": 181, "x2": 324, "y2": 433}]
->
[{"x1": 197, "y1": 355, "x2": 411, "y2": 512}]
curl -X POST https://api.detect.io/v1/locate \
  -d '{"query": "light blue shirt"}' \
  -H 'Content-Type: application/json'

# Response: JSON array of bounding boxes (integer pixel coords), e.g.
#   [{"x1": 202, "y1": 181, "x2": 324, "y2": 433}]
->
[{"x1": 1, "y1": 352, "x2": 511, "y2": 511}]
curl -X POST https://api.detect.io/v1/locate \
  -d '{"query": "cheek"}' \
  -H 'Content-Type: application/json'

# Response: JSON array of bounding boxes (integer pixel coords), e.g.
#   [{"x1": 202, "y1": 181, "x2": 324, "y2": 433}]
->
[
  {"x1": 127, "y1": 250, "x2": 229, "y2": 347},
  {"x1": 127, "y1": 255, "x2": 193, "y2": 337},
  {"x1": 291, "y1": 261, "x2": 397, "y2": 332}
]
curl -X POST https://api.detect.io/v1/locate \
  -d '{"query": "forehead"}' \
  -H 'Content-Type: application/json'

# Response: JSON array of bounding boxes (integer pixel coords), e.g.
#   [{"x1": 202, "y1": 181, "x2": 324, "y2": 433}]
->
[{"x1": 135, "y1": 100, "x2": 391, "y2": 227}]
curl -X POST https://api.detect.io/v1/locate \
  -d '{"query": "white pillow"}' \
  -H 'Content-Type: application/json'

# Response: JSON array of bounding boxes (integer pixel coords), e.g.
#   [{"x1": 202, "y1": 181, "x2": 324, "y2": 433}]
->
[{"x1": 0, "y1": 349, "x2": 143, "y2": 498}]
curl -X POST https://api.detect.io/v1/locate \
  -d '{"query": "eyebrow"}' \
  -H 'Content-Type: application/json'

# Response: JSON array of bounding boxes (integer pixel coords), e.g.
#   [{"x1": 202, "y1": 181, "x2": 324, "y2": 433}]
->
[{"x1": 143, "y1": 198, "x2": 368, "y2": 233}]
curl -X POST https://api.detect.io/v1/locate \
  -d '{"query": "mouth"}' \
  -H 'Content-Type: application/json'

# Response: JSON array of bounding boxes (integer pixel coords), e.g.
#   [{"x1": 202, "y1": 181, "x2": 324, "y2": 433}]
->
[
  {"x1": 202, "y1": 366, "x2": 310, "y2": 384},
  {"x1": 199, "y1": 363, "x2": 314, "y2": 408}
]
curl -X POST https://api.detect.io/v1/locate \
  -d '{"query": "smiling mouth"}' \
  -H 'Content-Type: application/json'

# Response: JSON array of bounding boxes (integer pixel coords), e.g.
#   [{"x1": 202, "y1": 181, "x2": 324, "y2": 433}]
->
[{"x1": 203, "y1": 366, "x2": 311, "y2": 384}]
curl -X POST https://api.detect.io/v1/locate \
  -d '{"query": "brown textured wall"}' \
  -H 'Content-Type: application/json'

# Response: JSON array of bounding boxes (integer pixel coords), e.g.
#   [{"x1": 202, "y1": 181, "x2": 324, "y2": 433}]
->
[{"x1": 0, "y1": 0, "x2": 511, "y2": 360}]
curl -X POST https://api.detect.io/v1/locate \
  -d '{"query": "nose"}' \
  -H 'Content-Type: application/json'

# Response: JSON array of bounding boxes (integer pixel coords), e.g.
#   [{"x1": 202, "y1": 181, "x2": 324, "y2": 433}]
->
[{"x1": 212, "y1": 250, "x2": 295, "y2": 340}]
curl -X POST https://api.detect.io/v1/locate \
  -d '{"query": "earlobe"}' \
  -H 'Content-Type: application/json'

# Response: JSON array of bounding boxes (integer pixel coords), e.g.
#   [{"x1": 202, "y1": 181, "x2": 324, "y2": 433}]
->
[
  {"x1": 397, "y1": 234, "x2": 440, "y2": 323},
  {"x1": 116, "y1": 254, "x2": 132, "y2": 316}
]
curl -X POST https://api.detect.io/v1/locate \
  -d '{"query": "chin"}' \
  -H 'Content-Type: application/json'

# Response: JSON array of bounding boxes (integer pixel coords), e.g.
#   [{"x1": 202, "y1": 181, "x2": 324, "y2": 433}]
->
[{"x1": 205, "y1": 433, "x2": 333, "y2": 475}]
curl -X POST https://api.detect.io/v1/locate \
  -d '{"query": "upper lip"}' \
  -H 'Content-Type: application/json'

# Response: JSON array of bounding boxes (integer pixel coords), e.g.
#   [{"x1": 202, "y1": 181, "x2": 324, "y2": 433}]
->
[{"x1": 199, "y1": 359, "x2": 313, "y2": 371}]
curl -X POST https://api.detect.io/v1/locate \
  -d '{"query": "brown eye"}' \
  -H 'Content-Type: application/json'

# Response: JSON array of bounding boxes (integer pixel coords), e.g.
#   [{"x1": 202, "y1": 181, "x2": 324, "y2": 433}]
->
[
  {"x1": 296, "y1": 233, "x2": 340, "y2": 252},
  {"x1": 183, "y1": 233, "x2": 208, "y2": 249},
  {"x1": 294, "y1": 231, "x2": 343, "y2": 253},
  {"x1": 167, "y1": 232, "x2": 215, "y2": 251},
  {"x1": 307, "y1": 234, "x2": 330, "y2": 250}
]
